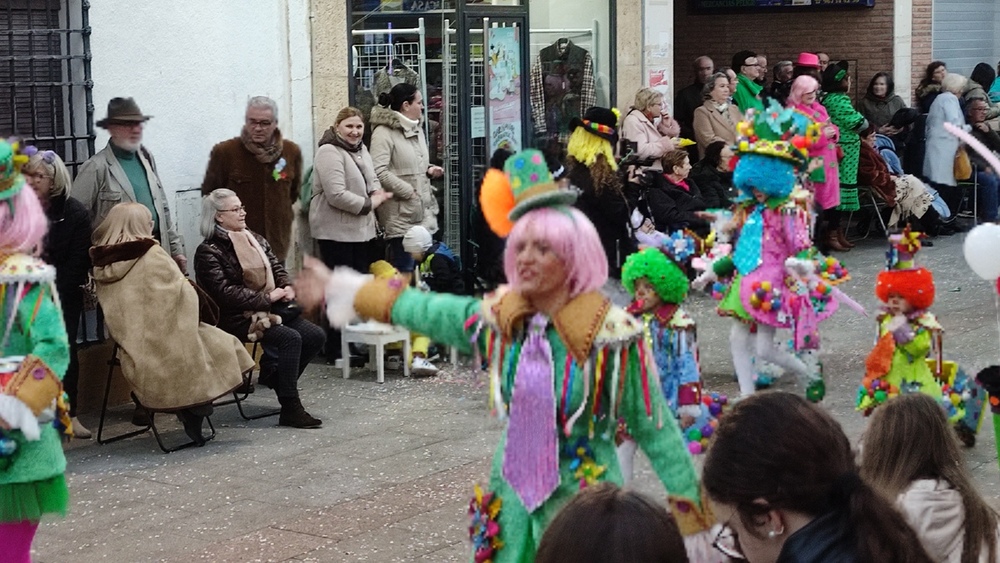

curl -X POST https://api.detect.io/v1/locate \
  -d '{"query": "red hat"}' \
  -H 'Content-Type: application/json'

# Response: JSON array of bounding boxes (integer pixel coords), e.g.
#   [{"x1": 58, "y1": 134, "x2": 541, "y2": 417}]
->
[{"x1": 795, "y1": 53, "x2": 821, "y2": 69}]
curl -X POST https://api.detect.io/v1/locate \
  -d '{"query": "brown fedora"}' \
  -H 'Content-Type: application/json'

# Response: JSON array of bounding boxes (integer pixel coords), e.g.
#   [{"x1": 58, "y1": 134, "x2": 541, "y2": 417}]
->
[{"x1": 96, "y1": 97, "x2": 152, "y2": 128}]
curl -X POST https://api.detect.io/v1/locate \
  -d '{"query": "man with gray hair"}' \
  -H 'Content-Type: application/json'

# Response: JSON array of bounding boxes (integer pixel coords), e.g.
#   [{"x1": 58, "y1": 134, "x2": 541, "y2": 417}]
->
[
  {"x1": 768, "y1": 60, "x2": 795, "y2": 105},
  {"x1": 201, "y1": 96, "x2": 303, "y2": 261}
]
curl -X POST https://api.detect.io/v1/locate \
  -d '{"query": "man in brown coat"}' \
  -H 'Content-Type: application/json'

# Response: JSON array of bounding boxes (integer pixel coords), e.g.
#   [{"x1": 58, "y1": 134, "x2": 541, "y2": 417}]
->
[{"x1": 201, "y1": 96, "x2": 302, "y2": 261}]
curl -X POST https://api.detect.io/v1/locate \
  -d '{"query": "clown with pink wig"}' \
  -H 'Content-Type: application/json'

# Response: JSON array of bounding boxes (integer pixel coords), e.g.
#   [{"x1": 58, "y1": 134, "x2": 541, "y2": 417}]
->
[
  {"x1": 0, "y1": 139, "x2": 72, "y2": 562},
  {"x1": 296, "y1": 149, "x2": 716, "y2": 562}
]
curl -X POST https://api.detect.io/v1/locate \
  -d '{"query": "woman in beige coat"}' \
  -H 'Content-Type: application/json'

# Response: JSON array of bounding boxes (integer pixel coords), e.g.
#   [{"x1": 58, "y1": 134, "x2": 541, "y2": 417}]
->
[
  {"x1": 693, "y1": 72, "x2": 744, "y2": 159},
  {"x1": 369, "y1": 83, "x2": 442, "y2": 273},
  {"x1": 309, "y1": 106, "x2": 391, "y2": 361},
  {"x1": 91, "y1": 203, "x2": 253, "y2": 445}
]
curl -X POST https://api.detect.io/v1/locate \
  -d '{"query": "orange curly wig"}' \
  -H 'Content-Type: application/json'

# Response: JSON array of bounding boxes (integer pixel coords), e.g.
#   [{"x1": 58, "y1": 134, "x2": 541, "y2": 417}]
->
[{"x1": 875, "y1": 267, "x2": 935, "y2": 310}]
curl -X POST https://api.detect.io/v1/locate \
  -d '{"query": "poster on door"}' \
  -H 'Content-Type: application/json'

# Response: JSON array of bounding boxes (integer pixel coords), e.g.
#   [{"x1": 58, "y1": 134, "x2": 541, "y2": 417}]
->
[{"x1": 487, "y1": 26, "x2": 522, "y2": 154}]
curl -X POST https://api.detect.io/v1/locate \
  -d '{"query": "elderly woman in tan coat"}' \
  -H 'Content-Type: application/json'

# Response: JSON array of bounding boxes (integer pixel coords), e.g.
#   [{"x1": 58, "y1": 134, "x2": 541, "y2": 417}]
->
[
  {"x1": 693, "y1": 72, "x2": 744, "y2": 159},
  {"x1": 619, "y1": 87, "x2": 680, "y2": 170},
  {"x1": 91, "y1": 203, "x2": 254, "y2": 445},
  {"x1": 370, "y1": 83, "x2": 442, "y2": 273},
  {"x1": 310, "y1": 106, "x2": 391, "y2": 361}
]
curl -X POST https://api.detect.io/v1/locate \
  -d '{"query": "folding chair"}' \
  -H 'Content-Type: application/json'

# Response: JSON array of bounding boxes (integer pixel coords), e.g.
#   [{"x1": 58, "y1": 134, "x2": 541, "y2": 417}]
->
[
  {"x1": 955, "y1": 164, "x2": 979, "y2": 225},
  {"x1": 847, "y1": 185, "x2": 891, "y2": 241},
  {"x1": 97, "y1": 343, "x2": 216, "y2": 453},
  {"x1": 213, "y1": 341, "x2": 281, "y2": 420}
]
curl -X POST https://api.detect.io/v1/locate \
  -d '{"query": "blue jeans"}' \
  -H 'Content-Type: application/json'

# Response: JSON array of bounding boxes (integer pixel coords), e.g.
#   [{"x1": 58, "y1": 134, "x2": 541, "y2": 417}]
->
[{"x1": 976, "y1": 169, "x2": 1000, "y2": 222}]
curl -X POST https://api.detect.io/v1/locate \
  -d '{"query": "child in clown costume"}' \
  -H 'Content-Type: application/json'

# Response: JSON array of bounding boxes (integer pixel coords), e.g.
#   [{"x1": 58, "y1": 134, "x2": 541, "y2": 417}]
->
[
  {"x1": 704, "y1": 103, "x2": 843, "y2": 401},
  {"x1": 616, "y1": 248, "x2": 723, "y2": 483},
  {"x1": 297, "y1": 149, "x2": 716, "y2": 562},
  {"x1": 0, "y1": 140, "x2": 72, "y2": 562},
  {"x1": 857, "y1": 229, "x2": 945, "y2": 416}
]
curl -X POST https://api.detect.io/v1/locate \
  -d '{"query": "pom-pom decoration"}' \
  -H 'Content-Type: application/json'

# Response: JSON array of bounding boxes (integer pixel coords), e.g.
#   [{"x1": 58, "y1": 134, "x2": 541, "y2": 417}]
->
[
  {"x1": 468, "y1": 484, "x2": 503, "y2": 563},
  {"x1": 479, "y1": 168, "x2": 516, "y2": 237}
]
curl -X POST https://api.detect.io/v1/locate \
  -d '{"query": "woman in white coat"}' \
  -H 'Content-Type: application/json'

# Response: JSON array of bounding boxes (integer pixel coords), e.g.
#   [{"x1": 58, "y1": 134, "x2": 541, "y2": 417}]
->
[{"x1": 923, "y1": 73, "x2": 970, "y2": 204}]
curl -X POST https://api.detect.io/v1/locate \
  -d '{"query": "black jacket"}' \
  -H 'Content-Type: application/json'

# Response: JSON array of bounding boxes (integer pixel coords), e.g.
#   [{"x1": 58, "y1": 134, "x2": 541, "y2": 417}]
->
[
  {"x1": 567, "y1": 164, "x2": 635, "y2": 279},
  {"x1": 674, "y1": 81, "x2": 705, "y2": 142},
  {"x1": 970, "y1": 125, "x2": 1000, "y2": 169},
  {"x1": 420, "y1": 241, "x2": 465, "y2": 295},
  {"x1": 776, "y1": 510, "x2": 858, "y2": 563},
  {"x1": 194, "y1": 229, "x2": 291, "y2": 338},
  {"x1": 644, "y1": 172, "x2": 710, "y2": 237},
  {"x1": 42, "y1": 194, "x2": 92, "y2": 304},
  {"x1": 689, "y1": 161, "x2": 735, "y2": 209}
]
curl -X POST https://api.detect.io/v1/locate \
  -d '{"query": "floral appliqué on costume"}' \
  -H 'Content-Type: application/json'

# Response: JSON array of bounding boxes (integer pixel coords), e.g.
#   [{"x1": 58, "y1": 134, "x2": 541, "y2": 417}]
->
[
  {"x1": 469, "y1": 484, "x2": 503, "y2": 563},
  {"x1": 564, "y1": 438, "x2": 606, "y2": 487},
  {"x1": 272, "y1": 157, "x2": 288, "y2": 181}
]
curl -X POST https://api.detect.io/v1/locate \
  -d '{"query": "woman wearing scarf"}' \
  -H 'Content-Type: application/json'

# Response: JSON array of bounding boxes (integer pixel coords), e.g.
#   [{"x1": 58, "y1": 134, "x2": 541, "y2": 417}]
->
[
  {"x1": 91, "y1": 203, "x2": 253, "y2": 444},
  {"x1": 309, "y1": 107, "x2": 391, "y2": 362},
  {"x1": 693, "y1": 72, "x2": 743, "y2": 159},
  {"x1": 195, "y1": 190, "x2": 324, "y2": 429}
]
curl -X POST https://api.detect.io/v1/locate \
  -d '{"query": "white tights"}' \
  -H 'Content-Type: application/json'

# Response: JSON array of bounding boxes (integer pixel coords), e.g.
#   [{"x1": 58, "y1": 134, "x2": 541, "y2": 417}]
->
[{"x1": 730, "y1": 322, "x2": 808, "y2": 396}]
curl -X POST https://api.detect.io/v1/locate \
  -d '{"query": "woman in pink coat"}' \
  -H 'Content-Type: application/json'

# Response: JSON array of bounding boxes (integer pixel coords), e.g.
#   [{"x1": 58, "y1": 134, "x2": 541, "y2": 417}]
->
[{"x1": 787, "y1": 75, "x2": 840, "y2": 211}]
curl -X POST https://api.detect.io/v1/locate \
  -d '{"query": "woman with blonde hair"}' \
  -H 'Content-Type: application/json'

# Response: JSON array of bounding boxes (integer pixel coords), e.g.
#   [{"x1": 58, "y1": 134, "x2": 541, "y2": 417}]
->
[
  {"x1": 21, "y1": 150, "x2": 92, "y2": 438},
  {"x1": 619, "y1": 87, "x2": 679, "y2": 169},
  {"x1": 91, "y1": 203, "x2": 254, "y2": 445},
  {"x1": 861, "y1": 393, "x2": 999, "y2": 563}
]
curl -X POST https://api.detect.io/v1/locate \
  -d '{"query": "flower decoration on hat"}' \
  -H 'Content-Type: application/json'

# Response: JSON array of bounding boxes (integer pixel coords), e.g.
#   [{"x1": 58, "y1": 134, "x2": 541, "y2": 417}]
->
[
  {"x1": 876, "y1": 226, "x2": 935, "y2": 311},
  {"x1": 735, "y1": 101, "x2": 817, "y2": 170},
  {"x1": 0, "y1": 139, "x2": 33, "y2": 201},
  {"x1": 479, "y1": 148, "x2": 577, "y2": 237}
]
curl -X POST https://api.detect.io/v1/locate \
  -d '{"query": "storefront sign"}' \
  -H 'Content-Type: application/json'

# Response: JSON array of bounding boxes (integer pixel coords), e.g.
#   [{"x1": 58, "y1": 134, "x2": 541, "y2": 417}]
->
[
  {"x1": 402, "y1": 0, "x2": 444, "y2": 11},
  {"x1": 486, "y1": 27, "x2": 523, "y2": 153},
  {"x1": 693, "y1": 0, "x2": 874, "y2": 8}
]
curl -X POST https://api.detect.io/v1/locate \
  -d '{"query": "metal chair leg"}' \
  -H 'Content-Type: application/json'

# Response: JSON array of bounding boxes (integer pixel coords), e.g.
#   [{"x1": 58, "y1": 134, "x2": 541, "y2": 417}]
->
[
  {"x1": 869, "y1": 191, "x2": 888, "y2": 235},
  {"x1": 97, "y1": 344, "x2": 150, "y2": 445},
  {"x1": 213, "y1": 342, "x2": 280, "y2": 420},
  {"x1": 142, "y1": 400, "x2": 217, "y2": 454}
]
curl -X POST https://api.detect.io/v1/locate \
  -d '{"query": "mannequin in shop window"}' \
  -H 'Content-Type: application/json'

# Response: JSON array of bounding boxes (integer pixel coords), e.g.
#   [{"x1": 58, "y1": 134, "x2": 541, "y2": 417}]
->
[{"x1": 530, "y1": 37, "x2": 596, "y2": 157}]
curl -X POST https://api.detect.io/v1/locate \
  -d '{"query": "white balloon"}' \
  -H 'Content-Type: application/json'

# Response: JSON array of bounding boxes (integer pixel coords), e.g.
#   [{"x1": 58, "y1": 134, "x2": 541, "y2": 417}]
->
[{"x1": 963, "y1": 223, "x2": 1000, "y2": 280}]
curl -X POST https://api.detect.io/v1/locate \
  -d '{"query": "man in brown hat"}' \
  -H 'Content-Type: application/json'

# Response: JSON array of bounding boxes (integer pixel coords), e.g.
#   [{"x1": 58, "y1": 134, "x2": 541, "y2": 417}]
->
[
  {"x1": 74, "y1": 97, "x2": 186, "y2": 270},
  {"x1": 200, "y1": 96, "x2": 302, "y2": 261}
]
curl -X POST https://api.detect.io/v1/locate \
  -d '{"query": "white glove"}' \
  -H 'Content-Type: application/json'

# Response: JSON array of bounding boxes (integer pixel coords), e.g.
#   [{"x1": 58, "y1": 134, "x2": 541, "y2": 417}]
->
[
  {"x1": 324, "y1": 267, "x2": 374, "y2": 329},
  {"x1": 784, "y1": 257, "x2": 815, "y2": 278},
  {"x1": 0, "y1": 394, "x2": 41, "y2": 440},
  {"x1": 692, "y1": 269, "x2": 718, "y2": 291},
  {"x1": 677, "y1": 404, "x2": 702, "y2": 419}
]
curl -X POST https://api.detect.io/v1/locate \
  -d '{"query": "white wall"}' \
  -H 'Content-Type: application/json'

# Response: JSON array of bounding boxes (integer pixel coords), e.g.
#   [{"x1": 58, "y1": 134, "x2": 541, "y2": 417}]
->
[{"x1": 88, "y1": 0, "x2": 313, "y2": 260}]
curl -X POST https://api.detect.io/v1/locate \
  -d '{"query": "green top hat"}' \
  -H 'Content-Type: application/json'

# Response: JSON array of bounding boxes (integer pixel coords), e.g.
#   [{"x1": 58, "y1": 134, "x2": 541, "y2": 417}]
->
[{"x1": 505, "y1": 149, "x2": 577, "y2": 221}]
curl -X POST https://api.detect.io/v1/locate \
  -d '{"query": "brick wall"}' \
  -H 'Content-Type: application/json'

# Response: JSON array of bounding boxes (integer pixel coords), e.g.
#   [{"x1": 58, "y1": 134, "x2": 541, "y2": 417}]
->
[
  {"x1": 673, "y1": 2, "x2": 895, "y2": 105},
  {"x1": 911, "y1": 0, "x2": 933, "y2": 105}
]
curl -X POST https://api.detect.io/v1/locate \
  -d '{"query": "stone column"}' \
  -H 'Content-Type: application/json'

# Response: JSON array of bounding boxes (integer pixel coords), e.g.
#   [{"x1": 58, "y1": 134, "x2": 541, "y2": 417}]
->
[
  {"x1": 311, "y1": 0, "x2": 351, "y2": 142},
  {"x1": 615, "y1": 0, "x2": 643, "y2": 109}
]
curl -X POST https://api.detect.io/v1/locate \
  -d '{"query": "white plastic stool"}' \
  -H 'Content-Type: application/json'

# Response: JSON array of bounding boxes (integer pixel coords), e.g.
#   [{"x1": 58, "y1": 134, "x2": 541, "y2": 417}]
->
[{"x1": 341, "y1": 322, "x2": 411, "y2": 384}]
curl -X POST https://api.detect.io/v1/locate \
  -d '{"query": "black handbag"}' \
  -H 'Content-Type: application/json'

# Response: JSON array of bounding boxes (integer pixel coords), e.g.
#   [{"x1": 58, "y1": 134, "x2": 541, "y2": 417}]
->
[{"x1": 270, "y1": 300, "x2": 302, "y2": 323}]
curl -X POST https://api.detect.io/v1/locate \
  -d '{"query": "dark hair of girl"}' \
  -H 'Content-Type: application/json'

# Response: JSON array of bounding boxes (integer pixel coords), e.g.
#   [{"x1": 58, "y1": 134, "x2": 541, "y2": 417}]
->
[
  {"x1": 377, "y1": 83, "x2": 419, "y2": 111},
  {"x1": 866, "y1": 72, "x2": 895, "y2": 99},
  {"x1": 535, "y1": 482, "x2": 689, "y2": 563},
  {"x1": 703, "y1": 392, "x2": 935, "y2": 563},
  {"x1": 701, "y1": 140, "x2": 728, "y2": 170},
  {"x1": 921, "y1": 61, "x2": 947, "y2": 85},
  {"x1": 861, "y1": 393, "x2": 999, "y2": 563},
  {"x1": 971, "y1": 62, "x2": 996, "y2": 92}
]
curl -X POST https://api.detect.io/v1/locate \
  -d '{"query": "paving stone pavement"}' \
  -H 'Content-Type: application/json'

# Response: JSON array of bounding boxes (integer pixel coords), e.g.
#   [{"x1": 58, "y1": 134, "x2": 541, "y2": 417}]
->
[{"x1": 33, "y1": 230, "x2": 1000, "y2": 562}]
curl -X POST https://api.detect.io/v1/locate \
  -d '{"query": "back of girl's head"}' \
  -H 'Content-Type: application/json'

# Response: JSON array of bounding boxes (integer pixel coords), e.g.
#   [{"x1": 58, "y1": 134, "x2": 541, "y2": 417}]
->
[
  {"x1": 704, "y1": 391, "x2": 935, "y2": 563},
  {"x1": 377, "y1": 83, "x2": 419, "y2": 111},
  {"x1": 0, "y1": 187, "x2": 47, "y2": 254},
  {"x1": 862, "y1": 393, "x2": 998, "y2": 563},
  {"x1": 788, "y1": 75, "x2": 819, "y2": 106},
  {"x1": 701, "y1": 140, "x2": 727, "y2": 169},
  {"x1": 971, "y1": 62, "x2": 996, "y2": 90},
  {"x1": 93, "y1": 202, "x2": 153, "y2": 246},
  {"x1": 503, "y1": 206, "x2": 607, "y2": 298},
  {"x1": 535, "y1": 483, "x2": 689, "y2": 563}
]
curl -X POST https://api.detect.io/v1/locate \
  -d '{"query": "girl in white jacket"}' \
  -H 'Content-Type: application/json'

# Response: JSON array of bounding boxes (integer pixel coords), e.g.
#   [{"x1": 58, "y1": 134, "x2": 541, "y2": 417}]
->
[{"x1": 861, "y1": 393, "x2": 999, "y2": 563}]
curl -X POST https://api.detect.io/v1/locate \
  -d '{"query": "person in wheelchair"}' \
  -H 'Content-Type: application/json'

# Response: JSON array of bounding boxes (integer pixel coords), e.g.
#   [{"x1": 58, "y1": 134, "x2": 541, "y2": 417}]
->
[{"x1": 90, "y1": 203, "x2": 253, "y2": 445}]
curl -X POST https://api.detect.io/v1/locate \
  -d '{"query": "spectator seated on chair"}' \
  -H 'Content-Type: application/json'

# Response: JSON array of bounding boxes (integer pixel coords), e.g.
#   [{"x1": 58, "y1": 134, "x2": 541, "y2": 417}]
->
[
  {"x1": 858, "y1": 126, "x2": 948, "y2": 236},
  {"x1": 90, "y1": 203, "x2": 254, "y2": 445},
  {"x1": 369, "y1": 259, "x2": 438, "y2": 376},
  {"x1": 195, "y1": 189, "x2": 325, "y2": 429},
  {"x1": 966, "y1": 97, "x2": 1000, "y2": 223}
]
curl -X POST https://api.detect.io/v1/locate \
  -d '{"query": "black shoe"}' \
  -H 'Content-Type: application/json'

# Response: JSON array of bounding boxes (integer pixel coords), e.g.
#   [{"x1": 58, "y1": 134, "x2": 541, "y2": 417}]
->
[
  {"x1": 131, "y1": 405, "x2": 151, "y2": 427},
  {"x1": 235, "y1": 377, "x2": 255, "y2": 395},
  {"x1": 278, "y1": 396, "x2": 322, "y2": 429},
  {"x1": 177, "y1": 410, "x2": 207, "y2": 446},
  {"x1": 257, "y1": 364, "x2": 278, "y2": 389}
]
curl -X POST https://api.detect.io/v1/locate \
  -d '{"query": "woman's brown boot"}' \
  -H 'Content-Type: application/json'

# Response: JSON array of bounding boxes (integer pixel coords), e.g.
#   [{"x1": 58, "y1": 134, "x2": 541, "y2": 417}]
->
[
  {"x1": 836, "y1": 226, "x2": 855, "y2": 248},
  {"x1": 826, "y1": 230, "x2": 849, "y2": 252}
]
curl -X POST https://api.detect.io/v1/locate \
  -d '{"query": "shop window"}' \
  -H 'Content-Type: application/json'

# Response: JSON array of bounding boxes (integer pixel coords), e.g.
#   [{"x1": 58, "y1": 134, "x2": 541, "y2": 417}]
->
[{"x1": 0, "y1": 0, "x2": 94, "y2": 173}]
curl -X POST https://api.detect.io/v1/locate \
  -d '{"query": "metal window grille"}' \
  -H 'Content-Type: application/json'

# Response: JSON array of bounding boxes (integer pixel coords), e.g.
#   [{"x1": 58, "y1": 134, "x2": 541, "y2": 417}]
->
[{"x1": 0, "y1": 0, "x2": 94, "y2": 174}]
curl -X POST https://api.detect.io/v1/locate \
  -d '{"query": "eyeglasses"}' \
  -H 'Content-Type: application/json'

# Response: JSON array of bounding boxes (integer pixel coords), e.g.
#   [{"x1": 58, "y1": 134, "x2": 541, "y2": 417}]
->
[
  {"x1": 246, "y1": 119, "x2": 273, "y2": 129},
  {"x1": 713, "y1": 521, "x2": 747, "y2": 560},
  {"x1": 220, "y1": 206, "x2": 246, "y2": 214}
]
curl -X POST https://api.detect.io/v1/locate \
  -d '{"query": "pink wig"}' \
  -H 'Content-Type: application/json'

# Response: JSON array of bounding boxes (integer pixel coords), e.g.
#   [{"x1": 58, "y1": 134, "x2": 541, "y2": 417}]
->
[
  {"x1": 788, "y1": 75, "x2": 820, "y2": 106},
  {"x1": 0, "y1": 187, "x2": 48, "y2": 254},
  {"x1": 503, "y1": 206, "x2": 608, "y2": 298}
]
